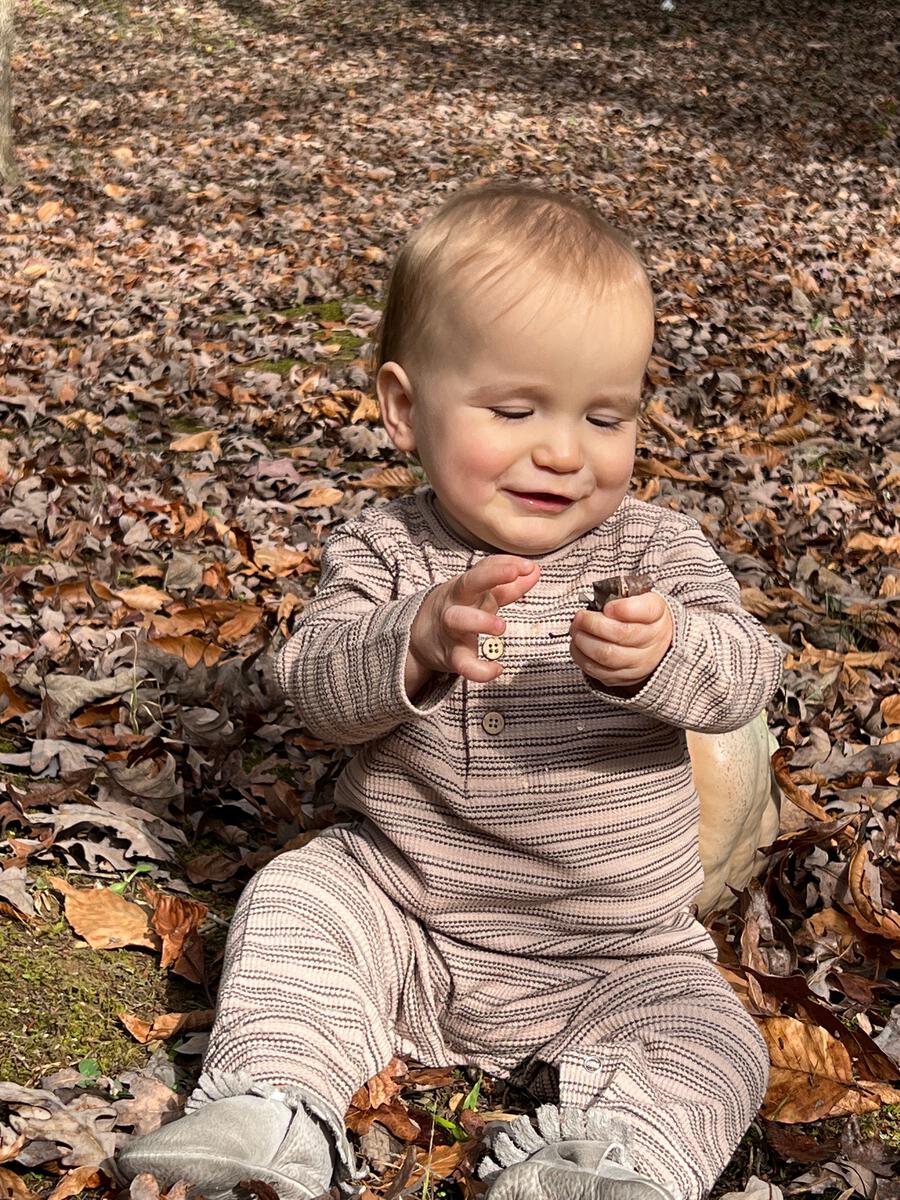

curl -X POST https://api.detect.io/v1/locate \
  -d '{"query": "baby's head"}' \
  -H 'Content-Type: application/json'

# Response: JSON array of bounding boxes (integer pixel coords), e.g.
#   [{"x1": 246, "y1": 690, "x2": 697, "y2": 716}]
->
[{"x1": 375, "y1": 182, "x2": 655, "y2": 557}]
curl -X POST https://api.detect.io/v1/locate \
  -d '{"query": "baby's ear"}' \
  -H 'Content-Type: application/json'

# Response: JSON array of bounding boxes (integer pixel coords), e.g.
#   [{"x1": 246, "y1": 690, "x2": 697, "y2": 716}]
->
[{"x1": 377, "y1": 362, "x2": 417, "y2": 453}]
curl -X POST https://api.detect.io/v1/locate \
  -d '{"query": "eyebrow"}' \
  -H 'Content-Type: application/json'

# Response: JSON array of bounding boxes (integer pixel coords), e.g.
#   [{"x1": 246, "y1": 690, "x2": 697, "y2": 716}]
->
[{"x1": 469, "y1": 383, "x2": 641, "y2": 416}]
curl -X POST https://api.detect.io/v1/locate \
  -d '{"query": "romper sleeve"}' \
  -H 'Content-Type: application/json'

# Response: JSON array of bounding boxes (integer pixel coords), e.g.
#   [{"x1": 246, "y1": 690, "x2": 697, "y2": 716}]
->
[
  {"x1": 584, "y1": 515, "x2": 785, "y2": 733},
  {"x1": 274, "y1": 523, "x2": 456, "y2": 745}
]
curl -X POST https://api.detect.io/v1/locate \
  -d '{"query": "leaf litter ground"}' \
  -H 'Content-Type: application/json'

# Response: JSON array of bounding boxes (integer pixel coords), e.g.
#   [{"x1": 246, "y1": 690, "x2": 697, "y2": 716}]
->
[{"x1": 1, "y1": 1, "x2": 899, "y2": 1198}]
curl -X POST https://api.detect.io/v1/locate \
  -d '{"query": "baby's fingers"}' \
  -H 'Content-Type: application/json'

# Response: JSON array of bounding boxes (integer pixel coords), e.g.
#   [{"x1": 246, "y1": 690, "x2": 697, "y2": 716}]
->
[
  {"x1": 443, "y1": 604, "x2": 504, "y2": 639},
  {"x1": 449, "y1": 644, "x2": 503, "y2": 683},
  {"x1": 491, "y1": 563, "x2": 541, "y2": 608},
  {"x1": 455, "y1": 556, "x2": 537, "y2": 607}
]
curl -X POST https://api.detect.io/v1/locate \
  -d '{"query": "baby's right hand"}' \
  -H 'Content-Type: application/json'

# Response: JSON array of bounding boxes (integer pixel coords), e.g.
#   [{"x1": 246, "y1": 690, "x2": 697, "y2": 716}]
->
[{"x1": 407, "y1": 556, "x2": 540, "y2": 692}]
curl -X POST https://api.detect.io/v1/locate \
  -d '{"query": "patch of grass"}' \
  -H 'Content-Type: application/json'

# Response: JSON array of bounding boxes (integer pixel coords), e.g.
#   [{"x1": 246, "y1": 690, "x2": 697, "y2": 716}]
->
[{"x1": 0, "y1": 918, "x2": 199, "y2": 1086}]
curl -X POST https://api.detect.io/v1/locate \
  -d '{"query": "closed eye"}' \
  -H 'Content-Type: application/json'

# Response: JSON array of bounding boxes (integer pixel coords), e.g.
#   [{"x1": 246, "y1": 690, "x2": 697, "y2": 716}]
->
[
  {"x1": 490, "y1": 409, "x2": 531, "y2": 420},
  {"x1": 587, "y1": 418, "x2": 621, "y2": 429}
]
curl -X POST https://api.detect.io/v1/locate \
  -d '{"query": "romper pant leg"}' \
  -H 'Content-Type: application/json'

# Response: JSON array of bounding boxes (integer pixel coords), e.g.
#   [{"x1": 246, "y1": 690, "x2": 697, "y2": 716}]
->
[
  {"x1": 541, "y1": 953, "x2": 766, "y2": 1200},
  {"x1": 196, "y1": 831, "x2": 448, "y2": 1118}
]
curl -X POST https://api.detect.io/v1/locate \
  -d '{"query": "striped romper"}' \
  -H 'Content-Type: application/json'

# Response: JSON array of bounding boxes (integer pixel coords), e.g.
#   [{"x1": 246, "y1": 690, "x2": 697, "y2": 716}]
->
[{"x1": 198, "y1": 489, "x2": 784, "y2": 1200}]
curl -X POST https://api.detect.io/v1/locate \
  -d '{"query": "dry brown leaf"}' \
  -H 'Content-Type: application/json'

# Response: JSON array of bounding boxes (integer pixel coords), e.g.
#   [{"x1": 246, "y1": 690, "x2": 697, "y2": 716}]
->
[
  {"x1": 148, "y1": 635, "x2": 224, "y2": 668},
  {"x1": 170, "y1": 430, "x2": 222, "y2": 458},
  {"x1": 785, "y1": 639, "x2": 894, "y2": 673},
  {"x1": 0, "y1": 1133, "x2": 27, "y2": 1166},
  {"x1": 294, "y1": 486, "x2": 343, "y2": 508},
  {"x1": 0, "y1": 1166, "x2": 40, "y2": 1200},
  {"x1": 252, "y1": 546, "x2": 314, "y2": 576},
  {"x1": 0, "y1": 673, "x2": 31, "y2": 723},
  {"x1": 805, "y1": 908, "x2": 862, "y2": 954},
  {"x1": 217, "y1": 604, "x2": 264, "y2": 642},
  {"x1": 116, "y1": 585, "x2": 172, "y2": 613},
  {"x1": 346, "y1": 1059, "x2": 419, "y2": 1142},
  {"x1": 846, "y1": 532, "x2": 900, "y2": 555},
  {"x1": 406, "y1": 1143, "x2": 472, "y2": 1190},
  {"x1": 345, "y1": 1099, "x2": 421, "y2": 1141},
  {"x1": 124, "y1": 1174, "x2": 160, "y2": 1200},
  {"x1": 36, "y1": 199, "x2": 63, "y2": 222},
  {"x1": 845, "y1": 843, "x2": 900, "y2": 941},
  {"x1": 366, "y1": 1057, "x2": 407, "y2": 1109},
  {"x1": 48, "y1": 878, "x2": 160, "y2": 952},
  {"x1": 881, "y1": 695, "x2": 900, "y2": 725},
  {"x1": 56, "y1": 408, "x2": 104, "y2": 433},
  {"x1": 119, "y1": 1008, "x2": 215, "y2": 1044},
  {"x1": 351, "y1": 466, "x2": 420, "y2": 494},
  {"x1": 760, "y1": 1015, "x2": 900, "y2": 1122},
  {"x1": 142, "y1": 885, "x2": 208, "y2": 983},
  {"x1": 350, "y1": 393, "x2": 380, "y2": 423},
  {"x1": 90, "y1": 580, "x2": 171, "y2": 612},
  {"x1": 47, "y1": 1166, "x2": 103, "y2": 1200}
]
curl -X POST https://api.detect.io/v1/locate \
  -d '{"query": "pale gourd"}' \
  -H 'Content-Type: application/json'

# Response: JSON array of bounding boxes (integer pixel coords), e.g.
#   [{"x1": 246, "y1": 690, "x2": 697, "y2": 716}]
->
[{"x1": 689, "y1": 711, "x2": 780, "y2": 919}]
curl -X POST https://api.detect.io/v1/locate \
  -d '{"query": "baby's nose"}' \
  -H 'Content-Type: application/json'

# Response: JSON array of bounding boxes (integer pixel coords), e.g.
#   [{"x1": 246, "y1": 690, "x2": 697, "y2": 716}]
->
[{"x1": 532, "y1": 436, "x2": 583, "y2": 472}]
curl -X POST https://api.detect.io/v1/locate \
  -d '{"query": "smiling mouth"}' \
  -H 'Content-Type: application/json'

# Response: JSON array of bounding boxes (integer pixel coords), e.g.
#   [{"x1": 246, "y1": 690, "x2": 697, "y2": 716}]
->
[{"x1": 506, "y1": 490, "x2": 574, "y2": 511}]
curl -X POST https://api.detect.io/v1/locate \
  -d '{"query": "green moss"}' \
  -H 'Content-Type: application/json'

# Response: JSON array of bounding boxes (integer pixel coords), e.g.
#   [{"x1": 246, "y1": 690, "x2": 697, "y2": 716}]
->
[
  {"x1": 169, "y1": 416, "x2": 209, "y2": 434},
  {"x1": 0, "y1": 917, "x2": 199, "y2": 1086},
  {"x1": 211, "y1": 297, "x2": 380, "y2": 325},
  {"x1": 245, "y1": 357, "x2": 306, "y2": 376},
  {"x1": 858, "y1": 1104, "x2": 900, "y2": 1149},
  {"x1": 314, "y1": 327, "x2": 365, "y2": 363}
]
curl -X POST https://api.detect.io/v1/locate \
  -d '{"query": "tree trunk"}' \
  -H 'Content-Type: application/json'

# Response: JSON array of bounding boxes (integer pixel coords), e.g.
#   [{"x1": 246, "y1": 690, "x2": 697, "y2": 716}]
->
[{"x1": 0, "y1": 0, "x2": 14, "y2": 185}]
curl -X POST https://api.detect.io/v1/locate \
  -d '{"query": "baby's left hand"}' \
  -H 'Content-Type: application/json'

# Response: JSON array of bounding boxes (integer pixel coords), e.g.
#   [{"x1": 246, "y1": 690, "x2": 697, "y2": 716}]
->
[{"x1": 569, "y1": 591, "x2": 674, "y2": 693}]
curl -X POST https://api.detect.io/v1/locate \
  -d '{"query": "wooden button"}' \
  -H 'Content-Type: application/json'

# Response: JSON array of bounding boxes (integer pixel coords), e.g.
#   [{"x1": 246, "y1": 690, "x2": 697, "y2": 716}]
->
[
  {"x1": 482, "y1": 636, "x2": 505, "y2": 660},
  {"x1": 481, "y1": 711, "x2": 506, "y2": 735}
]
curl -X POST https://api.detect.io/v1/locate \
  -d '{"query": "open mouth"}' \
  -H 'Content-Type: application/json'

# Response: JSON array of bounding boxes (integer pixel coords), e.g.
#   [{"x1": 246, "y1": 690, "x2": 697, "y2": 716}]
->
[{"x1": 506, "y1": 490, "x2": 574, "y2": 512}]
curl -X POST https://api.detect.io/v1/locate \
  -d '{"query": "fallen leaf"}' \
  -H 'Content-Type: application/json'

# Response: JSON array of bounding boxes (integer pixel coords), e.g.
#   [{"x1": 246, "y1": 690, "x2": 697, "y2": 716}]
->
[
  {"x1": 110, "y1": 1073, "x2": 183, "y2": 1137},
  {"x1": 47, "y1": 1166, "x2": 103, "y2": 1200},
  {"x1": 760, "y1": 1016, "x2": 900, "y2": 1122},
  {"x1": 252, "y1": 546, "x2": 314, "y2": 576},
  {"x1": 294, "y1": 486, "x2": 343, "y2": 508},
  {"x1": 147, "y1": 635, "x2": 225, "y2": 668},
  {"x1": 0, "y1": 1167, "x2": 39, "y2": 1200},
  {"x1": 142, "y1": 886, "x2": 208, "y2": 983},
  {"x1": 118, "y1": 1008, "x2": 214, "y2": 1045},
  {"x1": 351, "y1": 466, "x2": 419, "y2": 493},
  {"x1": 48, "y1": 877, "x2": 160, "y2": 952},
  {"x1": 0, "y1": 867, "x2": 36, "y2": 919},
  {"x1": 169, "y1": 430, "x2": 222, "y2": 458}
]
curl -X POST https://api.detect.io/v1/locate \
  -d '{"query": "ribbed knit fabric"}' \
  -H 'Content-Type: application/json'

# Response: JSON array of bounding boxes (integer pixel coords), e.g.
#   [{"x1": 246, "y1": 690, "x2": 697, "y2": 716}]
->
[
  {"x1": 275, "y1": 490, "x2": 784, "y2": 949},
  {"x1": 198, "y1": 489, "x2": 783, "y2": 1200}
]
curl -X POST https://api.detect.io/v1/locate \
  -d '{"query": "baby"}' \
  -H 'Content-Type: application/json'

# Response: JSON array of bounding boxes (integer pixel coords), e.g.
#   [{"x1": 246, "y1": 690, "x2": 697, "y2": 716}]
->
[{"x1": 115, "y1": 183, "x2": 784, "y2": 1200}]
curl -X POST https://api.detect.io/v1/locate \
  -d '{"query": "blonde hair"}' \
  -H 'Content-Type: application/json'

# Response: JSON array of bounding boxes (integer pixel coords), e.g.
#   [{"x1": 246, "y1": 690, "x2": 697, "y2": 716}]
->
[{"x1": 375, "y1": 181, "x2": 652, "y2": 373}]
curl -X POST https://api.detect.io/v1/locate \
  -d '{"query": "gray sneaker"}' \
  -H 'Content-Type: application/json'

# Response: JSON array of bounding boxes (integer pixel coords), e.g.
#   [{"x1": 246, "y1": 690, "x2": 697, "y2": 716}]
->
[
  {"x1": 479, "y1": 1106, "x2": 677, "y2": 1200},
  {"x1": 111, "y1": 1094, "x2": 337, "y2": 1200},
  {"x1": 486, "y1": 1140, "x2": 677, "y2": 1200}
]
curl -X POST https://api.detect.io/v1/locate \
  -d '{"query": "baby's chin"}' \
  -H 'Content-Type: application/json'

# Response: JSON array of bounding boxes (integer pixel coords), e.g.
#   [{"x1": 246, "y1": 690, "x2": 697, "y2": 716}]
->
[{"x1": 469, "y1": 524, "x2": 590, "y2": 558}]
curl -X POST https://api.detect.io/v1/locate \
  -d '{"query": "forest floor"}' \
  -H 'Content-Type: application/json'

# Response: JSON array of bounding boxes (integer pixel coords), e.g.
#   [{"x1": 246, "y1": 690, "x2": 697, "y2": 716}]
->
[{"x1": 1, "y1": 1, "x2": 899, "y2": 1198}]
